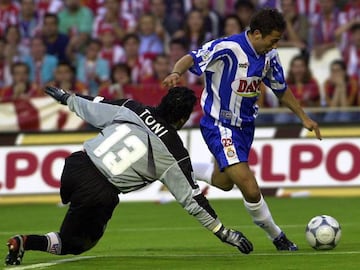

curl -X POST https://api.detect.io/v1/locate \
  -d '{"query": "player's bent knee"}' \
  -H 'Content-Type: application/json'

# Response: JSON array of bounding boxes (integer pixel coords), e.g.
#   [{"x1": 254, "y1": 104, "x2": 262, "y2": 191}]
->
[
  {"x1": 242, "y1": 190, "x2": 261, "y2": 203},
  {"x1": 217, "y1": 183, "x2": 234, "y2": 191},
  {"x1": 60, "y1": 236, "x2": 99, "y2": 255},
  {"x1": 212, "y1": 180, "x2": 234, "y2": 191}
]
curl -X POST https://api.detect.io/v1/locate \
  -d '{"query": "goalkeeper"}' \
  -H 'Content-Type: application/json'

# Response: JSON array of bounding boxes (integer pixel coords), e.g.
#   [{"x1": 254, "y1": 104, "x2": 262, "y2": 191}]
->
[{"x1": 5, "y1": 86, "x2": 253, "y2": 266}]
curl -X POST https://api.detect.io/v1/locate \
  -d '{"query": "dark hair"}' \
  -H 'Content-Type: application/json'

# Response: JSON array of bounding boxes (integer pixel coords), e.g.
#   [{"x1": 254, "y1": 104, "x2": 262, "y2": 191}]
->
[
  {"x1": 224, "y1": 14, "x2": 244, "y2": 33},
  {"x1": 5, "y1": 25, "x2": 21, "y2": 43},
  {"x1": 154, "y1": 53, "x2": 169, "y2": 62},
  {"x1": 184, "y1": 9, "x2": 207, "y2": 47},
  {"x1": 235, "y1": 0, "x2": 255, "y2": 11},
  {"x1": 249, "y1": 8, "x2": 286, "y2": 37},
  {"x1": 287, "y1": 55, "x2": 312, "y2": 84},
  {"x1": 11, "y1": 62, "x2": 30, "y2": 75},
  {"x1": 44, "y1": 13, "x2": 59, "y2": 24},
  {"x1": 350, "y1": 23, "x2": 360, "y2": 33},
  {"x1": 169, "y1": 38, "x2": 189, "y2": 51},
  {"x1": 110, "y1": 63, "x2": 131, "y2": 83},
  {"x1": 57, "y1": 61, "x2": 76, "y2": 74},
  {"x1": 156, "y1": 87, "x2": 197, "y2": 125},
  {"x1": 123, "y1": 33, "x2": 140, "y2": 44},
  {"x1": 88, "y1": 38, "x2": 102, "y2": 47},
  {"x1": 330, "y1": 59, "x2": 349, "y2": 85},
  {"x1": 331, "y1": 59, "x2": 346, "y2": 71}
]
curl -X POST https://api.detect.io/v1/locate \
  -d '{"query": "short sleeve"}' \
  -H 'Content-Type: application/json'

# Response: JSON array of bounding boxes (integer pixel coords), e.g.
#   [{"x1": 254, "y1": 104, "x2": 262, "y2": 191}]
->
[
  {"x1": 263, "y1": 51, "x2": 287, "y2": 93},
  {"x1": 189, "y1": 38, "x2": 226, "y2": 76}
]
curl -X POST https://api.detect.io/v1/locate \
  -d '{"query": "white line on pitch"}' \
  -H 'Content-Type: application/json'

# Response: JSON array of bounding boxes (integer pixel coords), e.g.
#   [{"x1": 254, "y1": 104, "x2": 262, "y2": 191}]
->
[
  {"x1": 0, "y1": 222, "x2": 358, "y2": 235},
  {"x1": 90, "y1": 251, "x2": 360, "y2": 258},
  {"x1": 3, "y1": 251, "x2": 360, "y2": 270},
  {"x1": 2, "y1": 256, "x2": 96, "y2": 270}
]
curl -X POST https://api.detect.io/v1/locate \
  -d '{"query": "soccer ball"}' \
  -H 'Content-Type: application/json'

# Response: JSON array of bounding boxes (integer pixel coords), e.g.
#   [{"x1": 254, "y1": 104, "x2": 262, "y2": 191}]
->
[{"x1": 305, "y1": 215, "x2": 341, "y2": 250}]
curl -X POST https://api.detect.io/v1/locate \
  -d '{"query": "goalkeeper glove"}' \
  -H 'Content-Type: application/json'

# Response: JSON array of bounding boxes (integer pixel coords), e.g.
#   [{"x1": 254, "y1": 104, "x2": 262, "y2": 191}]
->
[
  {"x1": 214, "y1": 225, "x2": 253, "y2": 254},
  {"x1": 44, "y1": 86, "x2": 70, "y2": 105}
]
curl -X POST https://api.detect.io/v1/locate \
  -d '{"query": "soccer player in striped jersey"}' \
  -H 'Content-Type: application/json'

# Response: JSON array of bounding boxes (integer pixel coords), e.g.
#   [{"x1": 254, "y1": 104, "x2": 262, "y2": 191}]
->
[{"x1": 163, "y1": 8, "x2": 322, "y2": 251}]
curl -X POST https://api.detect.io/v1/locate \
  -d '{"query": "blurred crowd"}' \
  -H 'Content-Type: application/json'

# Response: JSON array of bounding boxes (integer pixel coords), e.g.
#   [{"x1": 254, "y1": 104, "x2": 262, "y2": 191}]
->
[{"x1": 0, "y1": 0, "x2": 359, "y2": 126}]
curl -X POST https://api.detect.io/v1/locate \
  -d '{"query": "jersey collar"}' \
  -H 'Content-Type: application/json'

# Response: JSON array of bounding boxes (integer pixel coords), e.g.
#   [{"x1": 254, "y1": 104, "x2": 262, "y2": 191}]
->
[{"x1": 244, "y1": 30, "x2": 260, "y2": 59}]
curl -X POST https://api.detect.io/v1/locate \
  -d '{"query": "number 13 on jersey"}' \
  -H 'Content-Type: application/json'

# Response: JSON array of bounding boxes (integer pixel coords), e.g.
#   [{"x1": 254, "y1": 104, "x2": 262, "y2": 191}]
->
[{"x1": 93, "y1": 125, "x2": 147, "y2": 175}]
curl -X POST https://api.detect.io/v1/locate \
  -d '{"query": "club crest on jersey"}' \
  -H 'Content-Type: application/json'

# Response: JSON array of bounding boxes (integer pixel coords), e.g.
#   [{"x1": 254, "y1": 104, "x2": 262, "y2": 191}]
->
[
  {"x1": 226, "y1": 146, "x2": 236, "y2": 158},
  {"x1": 195, "y1": 48, "x2": 211, "y2": 61},
  {"x1": 232, "y1": 77, "x2": 261, "y2": 97}
]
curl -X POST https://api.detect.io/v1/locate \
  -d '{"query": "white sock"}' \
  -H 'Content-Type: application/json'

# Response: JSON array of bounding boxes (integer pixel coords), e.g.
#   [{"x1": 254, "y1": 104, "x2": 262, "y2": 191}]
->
[
  {"x1": 243, "y1": 196, "x2": 282, "y2": 240},
  {"x1": 45, "y1": 232, "x2": 62, "y2": 255},
  {"x1": 192, "y1": 162, "x2": 213, "y2": 185}
]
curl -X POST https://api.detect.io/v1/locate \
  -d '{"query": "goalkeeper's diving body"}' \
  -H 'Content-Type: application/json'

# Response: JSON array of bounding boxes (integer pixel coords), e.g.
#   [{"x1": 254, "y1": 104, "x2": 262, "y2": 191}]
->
[{"x1": 5, "y1": 86, "x2": 253, "y2": 266}]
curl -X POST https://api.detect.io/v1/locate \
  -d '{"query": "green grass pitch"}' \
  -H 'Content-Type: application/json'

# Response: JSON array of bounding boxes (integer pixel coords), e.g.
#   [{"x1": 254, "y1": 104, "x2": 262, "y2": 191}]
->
[{"x1": 1, "y1": 197, "x2": 360, "y2": 270}]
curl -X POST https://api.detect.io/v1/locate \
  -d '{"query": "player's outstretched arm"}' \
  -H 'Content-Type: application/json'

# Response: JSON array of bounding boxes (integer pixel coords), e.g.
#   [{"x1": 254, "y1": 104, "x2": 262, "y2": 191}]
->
[
  {"x1": 276, "y1": 88, "x2": 322, "y2": 140},
  {"x1": 44, "y1": 86, "x2": 121, "y2": 129},
  {"x1": 162, "y1": 54, "x2": 194, "y2": 88},
  {"x1": 161, "y1": 162, "x2": 253, "y2": 254},
  {"x1": 44, "y1": 86, "x2": 71, "y2": 105}
]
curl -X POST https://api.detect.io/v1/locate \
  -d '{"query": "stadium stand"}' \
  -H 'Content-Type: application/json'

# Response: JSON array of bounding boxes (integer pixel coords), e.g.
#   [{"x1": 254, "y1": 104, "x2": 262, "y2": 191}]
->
[{"x1": 0, "y1": 0, "x2": 358, "y2": 131}]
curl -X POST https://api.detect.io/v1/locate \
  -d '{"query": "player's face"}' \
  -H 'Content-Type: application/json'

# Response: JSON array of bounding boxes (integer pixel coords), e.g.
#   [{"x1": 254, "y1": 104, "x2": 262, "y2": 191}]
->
[{"x1": 254, "y1": 30, "x2": 282, "y2": 55}]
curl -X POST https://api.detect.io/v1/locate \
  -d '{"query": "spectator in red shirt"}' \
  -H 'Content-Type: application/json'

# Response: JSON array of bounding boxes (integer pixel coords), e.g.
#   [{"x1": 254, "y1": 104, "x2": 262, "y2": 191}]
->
[
  {"x1": 82, "y1": 0, "x2": 103, "y2": 16},
  {"x1": 139, "y1": 54, "x2": 170, "y2": 106},
  {"x1": 286, "y1": 55, "x2": 321, "y2": 107},
  {"x1": 296, "y1": 0, "x2": 320, "y2": 18},
  {"x1": 18, "y1": 0, "x2": 42, "y2": 47},
  {"x1": 343, "y1": 0, "x2": 360, "y2": 22},
  {"x1": 36, "y1": 0, "x2": 63, "y2": 18},
  {"x1": 0, "y1": 62, "x2": 42, "y2": 102},
  {"x1": 121, "y1": 0, "x2": 151, "y2": 21},
  {"x1": 92, "y1": 0, "x2": 136, "y2": 41},
  {"x1": 2, "y1": 25, "x2": 30, "y2": 86},
  {"x1": 98, "y1": 63, "x2": 133, "y2": 100},
  {"x1": 47, "y1": 61, "x2": 88, "y2": 95},
  {"x1": 323, "y1": 59, "x2": 358, "y2": 122},
  {"x1": 119, "y1": 33, "x2": 152, "y2": 84},
  {"x1": 98, "y1": 26, "x2": 125, "y2": 68},
  {"x1": 0, "y1": 0, "x2": 19, "y2": 37},
  {"x1": 4, "y1": 25, "x2": 29, "y2": 80},
  {"x1": 275, "y1": 55, "x2": 321, "y2": 123},
  {"x1": 345, "y1": 24, "x2": 360, "y2": 88},
  {"x1": 336, "y1": 18, "x2": 360, "y2": 78},
  {"x1": 312, "y1": 0, "x2": 346, "y2": 59},
  {"x1": 0, "y1": 37, "x2": 10, "y2": 88}
]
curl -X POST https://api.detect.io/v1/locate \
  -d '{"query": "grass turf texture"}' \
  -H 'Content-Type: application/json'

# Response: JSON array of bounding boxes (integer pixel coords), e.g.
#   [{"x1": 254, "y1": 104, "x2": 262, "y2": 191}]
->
[{"x1": 0, "y1": 197, "x2": 359, "y2": 270}]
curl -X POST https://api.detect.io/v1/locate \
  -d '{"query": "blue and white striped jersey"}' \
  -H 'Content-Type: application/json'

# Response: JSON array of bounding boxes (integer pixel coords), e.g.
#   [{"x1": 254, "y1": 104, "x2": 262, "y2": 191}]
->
[{"x1": 189, "y1": 31, "x2": 287, "y2": 127}]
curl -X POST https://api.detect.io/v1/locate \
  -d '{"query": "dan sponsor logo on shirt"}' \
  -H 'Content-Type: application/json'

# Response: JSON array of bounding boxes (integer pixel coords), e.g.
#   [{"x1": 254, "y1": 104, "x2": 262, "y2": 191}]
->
[{"x1": 231, "y1": 77, "x2": 262, "y2": 97}]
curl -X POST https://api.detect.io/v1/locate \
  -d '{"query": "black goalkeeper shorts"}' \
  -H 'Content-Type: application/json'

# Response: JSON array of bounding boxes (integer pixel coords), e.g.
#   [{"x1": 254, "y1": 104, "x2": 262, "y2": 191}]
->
[{"x1": 59, "y1": 151, "x2": 119, "y2": 253}]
